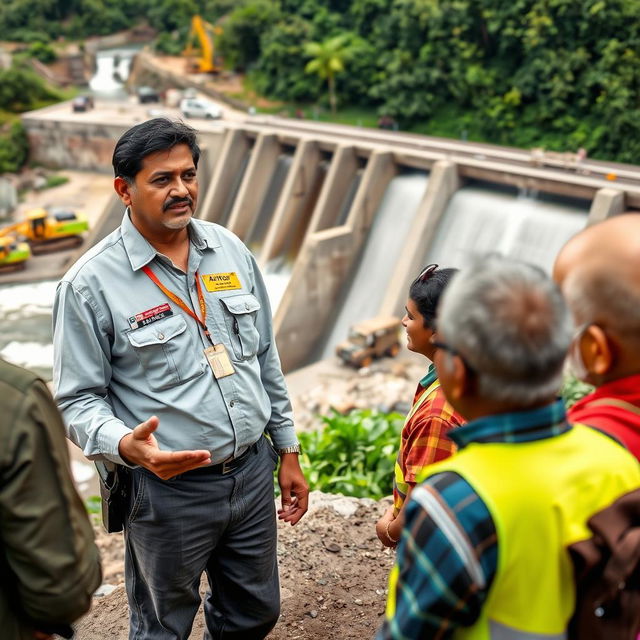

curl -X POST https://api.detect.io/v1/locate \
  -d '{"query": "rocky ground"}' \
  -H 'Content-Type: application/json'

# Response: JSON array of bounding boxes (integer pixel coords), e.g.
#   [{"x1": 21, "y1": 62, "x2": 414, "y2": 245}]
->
[{"x1": 75, "y1": 493, "x2": 395, "y2": 639}]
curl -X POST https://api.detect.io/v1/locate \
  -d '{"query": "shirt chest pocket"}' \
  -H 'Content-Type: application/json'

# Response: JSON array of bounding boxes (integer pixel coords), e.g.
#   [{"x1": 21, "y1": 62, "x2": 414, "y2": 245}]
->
[
  {"x1": 219, "y1": 293, "x2": 261, "y2": 361},
  {"x1": 127, "y1": 315, "x2": 205, "y2": 391}
]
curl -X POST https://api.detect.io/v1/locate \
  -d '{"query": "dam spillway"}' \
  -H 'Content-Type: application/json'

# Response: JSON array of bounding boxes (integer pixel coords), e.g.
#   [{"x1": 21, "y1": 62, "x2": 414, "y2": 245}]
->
[{"x1": 17, "y1": 105, "x2": 640, "y2": 373}]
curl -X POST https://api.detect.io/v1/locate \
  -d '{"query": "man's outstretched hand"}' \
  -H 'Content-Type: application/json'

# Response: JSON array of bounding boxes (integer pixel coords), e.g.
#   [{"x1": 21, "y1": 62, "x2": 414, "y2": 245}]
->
[
  {"x1": 277, "y1": 453, "x2": 309, "y2": 525},
  {"x1": 118, "y1": 416, "x2": 211, "y2": 480}
]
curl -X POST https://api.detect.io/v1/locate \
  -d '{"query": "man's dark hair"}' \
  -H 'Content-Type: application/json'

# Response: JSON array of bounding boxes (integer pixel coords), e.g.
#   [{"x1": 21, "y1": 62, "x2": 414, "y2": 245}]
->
[
  {"x1": 112, "y1": 118, "x2": 200, "y2": 182},
  {"x1": 409, "y1": 267, "x2": 458, "y2": 329}
]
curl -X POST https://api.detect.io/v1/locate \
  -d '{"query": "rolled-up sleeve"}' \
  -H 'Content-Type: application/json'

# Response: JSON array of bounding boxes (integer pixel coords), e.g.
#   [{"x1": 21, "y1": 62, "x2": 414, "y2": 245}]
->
[
  {"x1": 0, "y1": 378, "x2": 102, "y2": 627},
  {"x1": 53, "y1": 280, "x2": 132, "y2": 464},
  {"x1": 249, "y1": 253, "x2": 298, "y2": 450}
]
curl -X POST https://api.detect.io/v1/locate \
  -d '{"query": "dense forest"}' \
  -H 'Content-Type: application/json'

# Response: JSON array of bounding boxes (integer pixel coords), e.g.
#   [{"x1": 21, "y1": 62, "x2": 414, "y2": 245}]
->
[{"x1": 1, "y1": 0, "x2": 639, "y2": 163}]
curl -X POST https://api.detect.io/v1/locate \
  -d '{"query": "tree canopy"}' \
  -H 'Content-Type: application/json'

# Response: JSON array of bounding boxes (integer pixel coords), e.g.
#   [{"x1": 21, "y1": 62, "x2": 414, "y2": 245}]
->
[
  {"x1": 2, "y1": 0, "x2": 639, "y2": 162},
  {"x1": 222, "y1": 0, "x2": 640, "y2": 163}
]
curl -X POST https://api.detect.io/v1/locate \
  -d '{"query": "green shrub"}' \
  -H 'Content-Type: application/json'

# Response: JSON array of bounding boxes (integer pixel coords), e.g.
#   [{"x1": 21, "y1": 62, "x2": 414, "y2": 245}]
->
[
  {"x1": 38, "y1": 174, "x2": 69, "y2": 190},
  {"x1": 297, "y1": 409, "x2": 403, "y2": 500},
  {"x1": 84, "y1": 495, "x2": 101, "y2": 515},
  {"x1": 28, "y1": 41, "x2": 57, "y2": 64},
  {"x1": 0, "y1": 121, "x2": 29, "y2": 173},
  {"x1": 561, "y1": 375, "x2": 594, "y2": 409}
]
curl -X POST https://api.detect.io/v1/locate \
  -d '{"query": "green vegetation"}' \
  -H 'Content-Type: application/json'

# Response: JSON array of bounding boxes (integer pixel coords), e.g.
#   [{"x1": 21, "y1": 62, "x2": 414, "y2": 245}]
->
[
  {"x1": 304, "y1": 34, "x2": 356, "y2": 114},
  {"x1": 2, "y1": 0, "x2": 640, "y2": 163},
  {"x1": 85, "y1": 495, "x2": 102, "y2": 515},
  {"x1": 217, "y1": 0, "x2": 640, "y2": 163},
  {"x1": 0, "y1": 121, "x2": 29, "y2": 174},
  {"x1": 38, "y1": 174, "x2": 70, "y2": 190},
  {"x1": 298, "y1": 379, "x2": 593, "y2": 501},
  {"x1": 298, "y1": 409, "x2": 402, "y2": 500},
  {"x1": 0, "y1": 62, "x2": 65, "y2": 173},
  {"x1": 561, "y1": 375, "x2": 594, "y2": 409}
]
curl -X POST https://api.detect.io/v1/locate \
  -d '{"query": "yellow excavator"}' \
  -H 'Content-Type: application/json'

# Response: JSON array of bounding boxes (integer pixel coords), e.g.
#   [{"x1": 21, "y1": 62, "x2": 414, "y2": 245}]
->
[
  {"x1": 0, "y1": 236, "x2": 31, "y2": 271},
  {"x1": 0, "y1": 207, "x2": 89, "y2": 255},
  {"x1": 182, "y1": 15, "x2": 223, "y2": 74}
]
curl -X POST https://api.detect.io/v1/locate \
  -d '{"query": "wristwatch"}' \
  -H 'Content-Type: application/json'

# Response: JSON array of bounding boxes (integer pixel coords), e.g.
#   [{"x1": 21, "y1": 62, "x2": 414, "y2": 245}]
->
[{"x1": 277, "y1": 444, "x2": 301, "y2": 455}]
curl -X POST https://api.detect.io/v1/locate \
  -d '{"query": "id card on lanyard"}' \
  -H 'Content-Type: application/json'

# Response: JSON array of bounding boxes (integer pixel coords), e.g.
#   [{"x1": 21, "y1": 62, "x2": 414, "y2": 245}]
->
[{"x1": 142, "y1": 265, "x2": 236, "y2": 379}]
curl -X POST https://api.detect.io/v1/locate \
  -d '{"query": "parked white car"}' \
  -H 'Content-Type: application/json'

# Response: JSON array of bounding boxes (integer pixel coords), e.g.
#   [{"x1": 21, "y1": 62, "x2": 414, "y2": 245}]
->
[{"x1": 179, "y1": 98, "x2": 222, "y2": 120}]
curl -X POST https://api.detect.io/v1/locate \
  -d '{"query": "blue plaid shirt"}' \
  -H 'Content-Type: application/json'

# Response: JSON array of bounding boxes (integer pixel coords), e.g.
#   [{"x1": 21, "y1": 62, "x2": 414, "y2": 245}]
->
[{"x1": 377, "y1": 399, "x2": 570, "y2": 640}]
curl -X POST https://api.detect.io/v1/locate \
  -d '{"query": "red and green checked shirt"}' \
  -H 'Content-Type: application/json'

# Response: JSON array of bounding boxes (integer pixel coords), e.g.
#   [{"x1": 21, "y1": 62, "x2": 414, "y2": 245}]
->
[{"x1": 393, "y1": 365, "x2": 464, "y2": 514}]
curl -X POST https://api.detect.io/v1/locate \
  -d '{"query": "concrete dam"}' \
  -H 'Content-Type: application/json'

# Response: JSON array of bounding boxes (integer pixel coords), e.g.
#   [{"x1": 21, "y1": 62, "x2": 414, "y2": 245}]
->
[{"x1": 21, "y1": 109, "x2": 640, "y2": 372}]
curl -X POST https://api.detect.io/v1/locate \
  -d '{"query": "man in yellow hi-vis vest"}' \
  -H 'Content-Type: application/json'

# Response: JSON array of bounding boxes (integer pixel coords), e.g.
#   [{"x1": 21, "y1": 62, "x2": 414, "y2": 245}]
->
[{"x1": 377, "y1": 255, "x2": 640, "y2": 640}]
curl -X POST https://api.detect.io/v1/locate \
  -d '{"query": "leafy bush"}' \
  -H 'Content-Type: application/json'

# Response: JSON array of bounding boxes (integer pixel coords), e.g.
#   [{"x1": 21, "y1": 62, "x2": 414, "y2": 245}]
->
[
  {"x1": 38, "y1": 174, "x2": 69, "y2": 190},
  {"x1": 154, "y1": 32, "x2": 185, "y2": 56},
  {"x1": 84, "y1": 495, "x2": 102, "y2": 515},
  {"x1": 0, "y1": 122, "x2": 29, "y2": 173},
  {"x1": 28, "y1": 41, "x2": 57, "y2": 64},
  {"x1": 298, "y1": 409, "x2": 403, "y2": 500},
  {"x1": 561, "y1": 374, "x2": 594, "y2": 409},
  {"x1": 0, "y1": 64, "x2": 62, "y2": 112}
]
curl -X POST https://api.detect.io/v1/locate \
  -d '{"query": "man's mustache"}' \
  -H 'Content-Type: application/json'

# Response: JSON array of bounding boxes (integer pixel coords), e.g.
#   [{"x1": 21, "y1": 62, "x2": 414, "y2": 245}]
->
[{"x1": 163, "y1": 197, "x2": 193, "y2": 212}]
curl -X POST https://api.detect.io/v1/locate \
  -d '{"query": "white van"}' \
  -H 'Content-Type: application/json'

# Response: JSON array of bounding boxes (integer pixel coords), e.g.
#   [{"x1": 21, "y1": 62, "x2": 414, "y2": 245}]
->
[{"x1": 179, "y1": 98, "x2": 222, "y2": 120}]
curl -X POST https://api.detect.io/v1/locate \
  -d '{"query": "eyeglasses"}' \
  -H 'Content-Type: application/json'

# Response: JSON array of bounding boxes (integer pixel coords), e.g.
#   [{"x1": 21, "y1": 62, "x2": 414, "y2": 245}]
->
[
  {"x1": 431, "y1": 338, "x2": 476, "y2": 374},
  {"x1": 412, "y1": 263, "x2": 438, "y2": 285}
]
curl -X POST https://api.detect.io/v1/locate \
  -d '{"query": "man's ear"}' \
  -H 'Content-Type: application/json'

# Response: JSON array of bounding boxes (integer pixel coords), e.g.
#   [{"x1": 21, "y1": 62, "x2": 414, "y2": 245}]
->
[
  {"x1": 448, "y1": 355, "x2": 473, "y2": 402},
  {"x1": 583, "y1": 325, "x2": 614, "y2": 376},
  {"x1": 114, "y1": 176, "x2": 133, "y2": 207}
]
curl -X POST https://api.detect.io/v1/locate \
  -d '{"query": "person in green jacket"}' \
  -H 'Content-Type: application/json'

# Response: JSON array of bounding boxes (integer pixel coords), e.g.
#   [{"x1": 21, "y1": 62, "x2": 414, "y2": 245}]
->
[{"x1": 0, "y1": 357, "x2": 102, "y2": 639}]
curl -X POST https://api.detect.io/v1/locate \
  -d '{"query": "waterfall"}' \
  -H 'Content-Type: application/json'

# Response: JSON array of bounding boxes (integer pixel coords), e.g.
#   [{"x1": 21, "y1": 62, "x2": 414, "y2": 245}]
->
[
  {"x1": 425, "y1": 183, "x2": 589, "y2": 273},
  {"x1": 0, "y1": 280, "x2": 58, "y2": 380},
  {"x1": 321, "y1": 171, "x2": 430, "y2": 357}
]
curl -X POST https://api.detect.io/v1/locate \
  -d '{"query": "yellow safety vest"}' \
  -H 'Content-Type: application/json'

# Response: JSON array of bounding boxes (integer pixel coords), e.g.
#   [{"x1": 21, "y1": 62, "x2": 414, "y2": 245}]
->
[
  {"x1": 393, "y1": 378, "x2": 441, "y2": 513},
  {"x1": 388, "y1": 423, "x2": 640, "y2": 640}
]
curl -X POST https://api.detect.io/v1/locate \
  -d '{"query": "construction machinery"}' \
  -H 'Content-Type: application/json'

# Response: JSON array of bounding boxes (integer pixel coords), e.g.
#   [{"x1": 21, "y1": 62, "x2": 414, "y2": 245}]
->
[
  {"x1": 0, "y1": 236, "x2": 31, "y2": 271},
  {"x1": 0, "y1": 207, "x2": 89, "y2": 255},
  {"x1": 336, "y1": 316, "x2": 402, "y2": 369},
  {"x1": 182, "y1": 15, "x2": 223, "y2": 74}
]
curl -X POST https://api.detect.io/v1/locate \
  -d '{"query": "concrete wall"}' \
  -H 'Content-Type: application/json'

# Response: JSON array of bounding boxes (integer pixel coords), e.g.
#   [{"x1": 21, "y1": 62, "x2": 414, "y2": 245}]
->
[
  {"x1": 23, "y1": 117, "x2": 128, "y2": 172},
  {"x1": 260, "y1": 139, "x2": 322, "y2": 263},
  {"x1": 274, "y1": 150, "x2": 396, "y2": 372},
  {"x1": 226, "y1": 132, "x2": 281, "y2": 240},
  {"x1": 307, "y1": 145, "x2": 359, "y2": 233},
  {"x1": 379, "y1": 160, "x2": 460, "y2": 318},
  {"x1": 199, "y1": 129, "x2": 252, "y2": 224},
  {"x1": 588, "y1": 188, "x2": 626, "y2": 225}
]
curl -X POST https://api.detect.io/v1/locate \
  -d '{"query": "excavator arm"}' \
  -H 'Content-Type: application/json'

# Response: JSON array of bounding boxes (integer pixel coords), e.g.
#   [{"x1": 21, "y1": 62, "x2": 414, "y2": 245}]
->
[
  {"x1": 183, "y1": 15, "x2": 221, "y2": 73},
  {"x1": 0, "y1": 221, "x2": 25, "y2": 239}
]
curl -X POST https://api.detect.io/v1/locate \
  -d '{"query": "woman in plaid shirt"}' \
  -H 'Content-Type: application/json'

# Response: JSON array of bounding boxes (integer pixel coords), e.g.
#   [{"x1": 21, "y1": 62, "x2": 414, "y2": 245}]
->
[{"x1": 376, "y1": 264, "x2": 464, "y2": 547}]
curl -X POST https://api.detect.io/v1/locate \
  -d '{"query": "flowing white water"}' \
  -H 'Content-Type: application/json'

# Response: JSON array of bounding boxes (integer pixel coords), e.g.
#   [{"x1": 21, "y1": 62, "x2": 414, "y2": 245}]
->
[
  {"x1": 0, "y1": 281, "x2": 58, "y2": 379},
  {"x1": 425, "y1": 186, "x2": 589, "y2": 272},
  {"x1": 321, "y1": 172, "x2": 430, "y2": 357},
  {"x1": 263, "y1": 257, "x2": 293, "y2": 313},
  {"x1": 89, "y1": 47, "x2": 138, "y2": 97}
]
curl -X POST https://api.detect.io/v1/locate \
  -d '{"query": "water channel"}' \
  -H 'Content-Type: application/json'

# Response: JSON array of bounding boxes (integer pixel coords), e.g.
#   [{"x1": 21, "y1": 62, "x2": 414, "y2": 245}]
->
[{"x1": 88, "y1": 45, "x2": 140, "y2": 97}]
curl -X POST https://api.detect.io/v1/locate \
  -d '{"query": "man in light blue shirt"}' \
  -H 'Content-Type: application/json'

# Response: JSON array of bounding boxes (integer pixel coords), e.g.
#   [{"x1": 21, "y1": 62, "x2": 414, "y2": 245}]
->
[{"x1": 53, "y1": 118, "x2": 308, "y2": 639}]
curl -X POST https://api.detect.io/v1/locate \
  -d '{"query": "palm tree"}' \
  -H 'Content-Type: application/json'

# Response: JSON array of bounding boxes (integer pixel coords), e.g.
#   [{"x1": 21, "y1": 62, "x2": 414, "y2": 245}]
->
[{"x1": 304, "y1": 34, "x2": 353, "y2": 114}]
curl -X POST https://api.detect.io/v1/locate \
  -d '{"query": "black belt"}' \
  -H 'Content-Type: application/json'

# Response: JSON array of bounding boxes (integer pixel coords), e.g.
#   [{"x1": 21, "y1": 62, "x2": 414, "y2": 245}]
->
[{"x1": 185, "y1": 440, "x2": 259, "y2": 476}]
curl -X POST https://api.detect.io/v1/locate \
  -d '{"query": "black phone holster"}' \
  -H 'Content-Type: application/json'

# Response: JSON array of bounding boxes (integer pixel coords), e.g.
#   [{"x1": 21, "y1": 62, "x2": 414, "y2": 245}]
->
[{"x1": 95, "y1": 460, "x2": 131, "y2": 533}]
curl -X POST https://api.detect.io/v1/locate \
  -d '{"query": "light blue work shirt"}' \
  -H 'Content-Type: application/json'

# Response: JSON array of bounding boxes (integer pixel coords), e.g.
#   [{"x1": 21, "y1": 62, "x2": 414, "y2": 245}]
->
[{"x1": 53, "y1": 212, "x2": 298, "y2": 465}]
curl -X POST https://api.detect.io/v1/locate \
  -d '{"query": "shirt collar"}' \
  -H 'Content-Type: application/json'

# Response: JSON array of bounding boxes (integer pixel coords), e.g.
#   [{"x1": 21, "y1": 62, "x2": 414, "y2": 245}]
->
[
  {"x1": 420, "y1": 363, "x2": 438, "y2": 388},
  {"x1": 450, "y1": 398, "x2": 570, "y2": 449},
  {"x1": 120, "y1": 210, "x2": 219, "y2": 271},
  {"x1": 584, "y1": 373, "x2": 640, "y2": 403}
]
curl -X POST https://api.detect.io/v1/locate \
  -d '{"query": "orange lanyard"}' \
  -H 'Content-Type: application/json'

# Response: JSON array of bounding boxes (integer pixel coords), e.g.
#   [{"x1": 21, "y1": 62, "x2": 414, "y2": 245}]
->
[{"x1": 142, "y1": 265, "x2": 214, "y2": 346}]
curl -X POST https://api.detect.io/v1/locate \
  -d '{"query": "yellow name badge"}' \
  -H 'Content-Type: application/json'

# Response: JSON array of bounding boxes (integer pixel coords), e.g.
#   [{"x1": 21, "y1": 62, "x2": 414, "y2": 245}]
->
[{"x1": 201, "y1": 272, "x2": 242, "y2": 292}]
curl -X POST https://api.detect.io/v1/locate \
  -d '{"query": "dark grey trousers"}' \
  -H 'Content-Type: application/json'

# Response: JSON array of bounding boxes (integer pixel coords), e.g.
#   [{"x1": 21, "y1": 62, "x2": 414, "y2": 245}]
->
[{"x1": 124, "y1": 436, "x2": 280, "y2": 640}]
